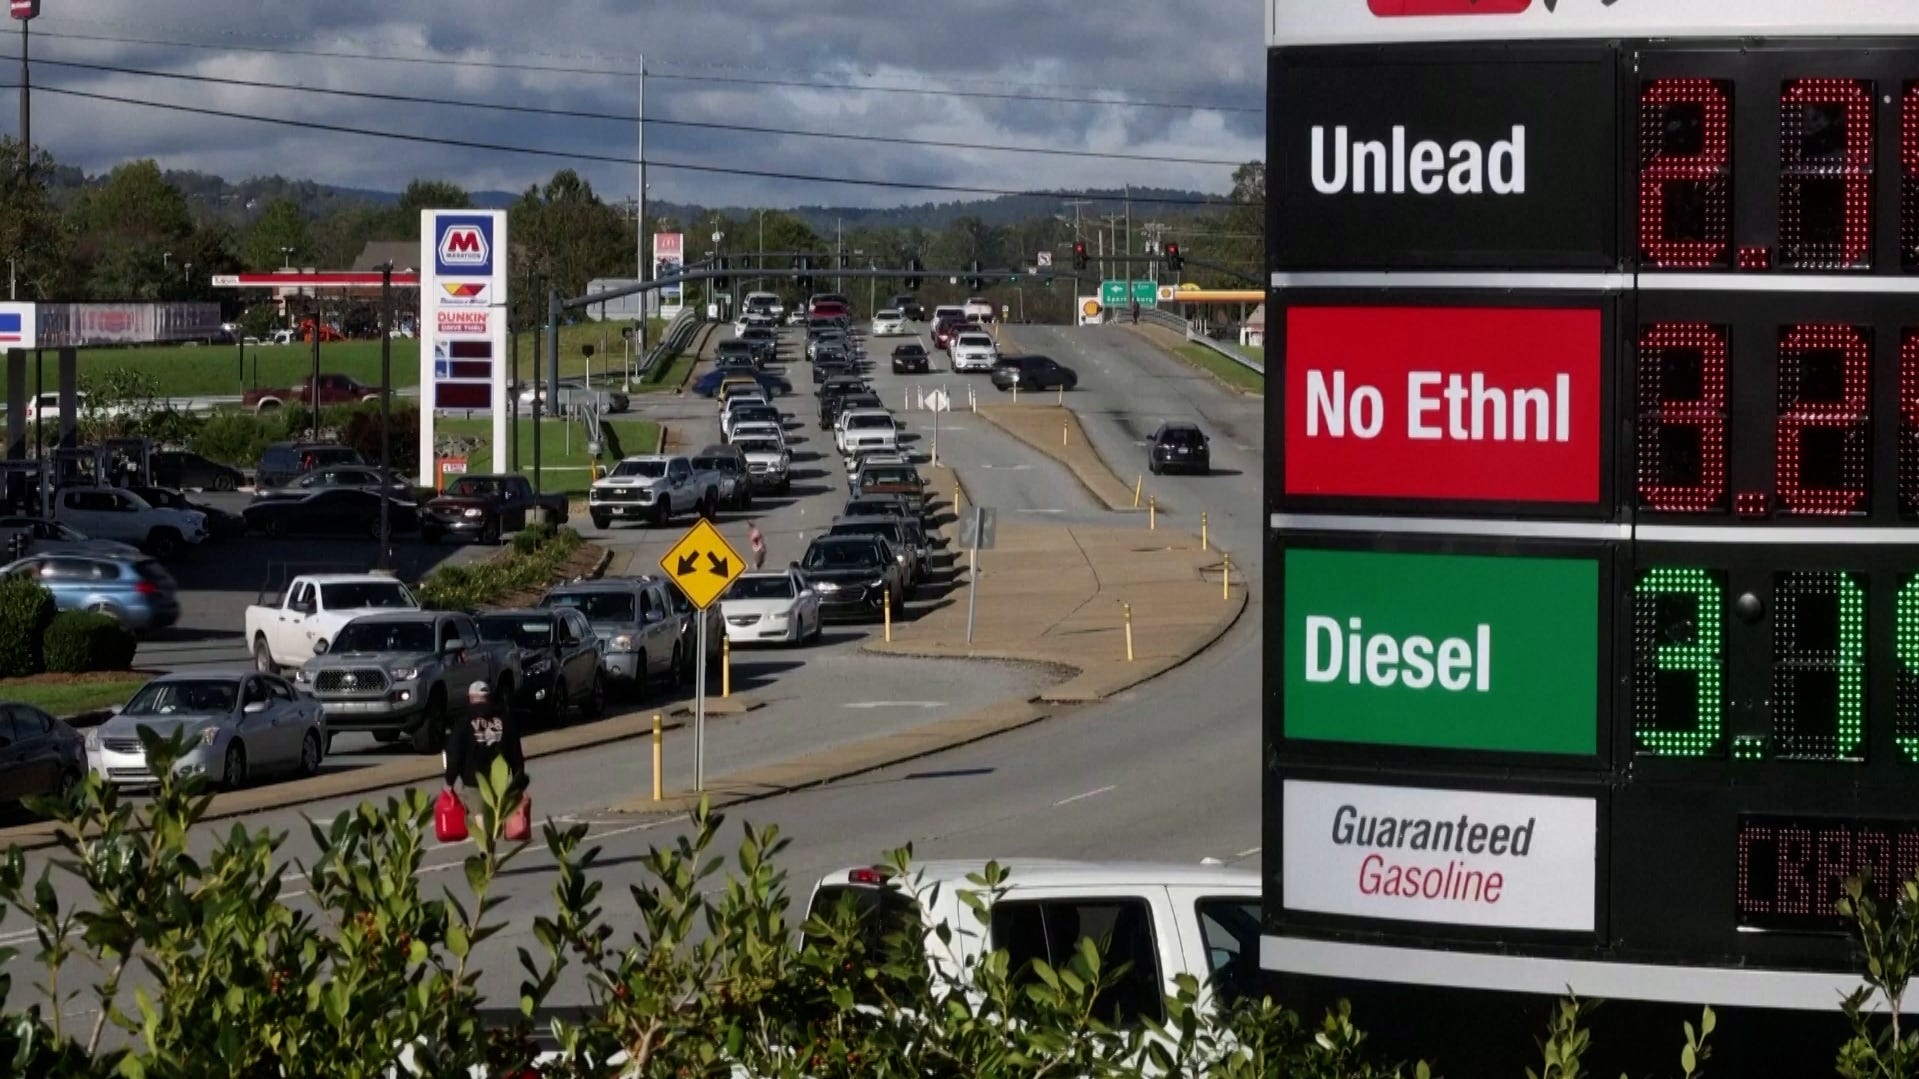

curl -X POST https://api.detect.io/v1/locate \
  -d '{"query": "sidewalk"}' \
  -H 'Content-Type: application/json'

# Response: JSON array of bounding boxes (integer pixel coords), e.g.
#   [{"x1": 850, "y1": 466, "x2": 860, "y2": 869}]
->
[{"x1": 867, "y1": 517, "x2": 1243, "y2": 704}]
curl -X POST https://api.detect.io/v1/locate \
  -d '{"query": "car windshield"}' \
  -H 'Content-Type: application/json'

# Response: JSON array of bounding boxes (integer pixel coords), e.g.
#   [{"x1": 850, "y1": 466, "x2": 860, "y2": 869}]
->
[
  {"x1": 736, "y1": 439, "x2": 782, "y2": 455},
  {"x1": 727, "y1": 576, "x2": 796, "y2": 601},
  {"x1": 445, "y1": 477, "x2": 502, "y2": 497},
  {"x1": 332, "y1": 621, "x2": 435, "y2": 654},
  {"x1": 122, "y1": 679, "x2": 239, "y2": 717},
  {"x1": 832, "y1": 522, "x2": 897, "y2": 542},
  {"x1": 611, "y1": 460, "x2": 667, "y2": 479},
  {"x1": 877, "y1": 310, "x2": 900, "y2": 319},
  {"x1": 846, "y1": 500, "x2": 901, "y2": 516},
  {"x1": 319, "y1": 581, "x2": 416, "y2": 609},
  {"x1": 1160, "y1": 428, "x2": 1204, "y2": 446},
  {"x1": 477, "y1": 615, "x2": 554, "y2": 647},
  {"x1": 848, "y1": 415, "x2": 893, "y2": 430},
  {"x1": 804, "y1": 542, "x2": 881, "y2": 570},
  {"x1": 739, "y1": 408, "x2": 779, "y2": 422},
  {"x1": 959, "y1": 335, "x2": 992, "y2": 348},
  {"x1": 863, "y1": 467, "x2": 917, "y2": 484},
  {"x1": 541, "y1": 591, "x2": 636, "y2": 622}
]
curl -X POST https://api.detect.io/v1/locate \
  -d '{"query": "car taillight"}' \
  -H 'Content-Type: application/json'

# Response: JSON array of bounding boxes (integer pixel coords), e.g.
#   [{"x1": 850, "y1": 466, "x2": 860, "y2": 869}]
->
[
  {"x1": 848, "y1": 866, "x2": 890, "y2": 886},
  {"x1": 134, "y1": 581, "x2": 160, "y2": 596}
]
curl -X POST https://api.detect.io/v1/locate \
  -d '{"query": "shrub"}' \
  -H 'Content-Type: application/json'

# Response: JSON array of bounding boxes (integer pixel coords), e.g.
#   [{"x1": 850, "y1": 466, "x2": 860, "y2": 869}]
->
[
  {"x1": 191, "y1": 410, "x2": 288, "y2": 469},
  {"x1": 342, "y1": 407, "x2": 420, "y2": 475},
  {"x1": 42, "y1": 610, "x2": 138, "y2": 673},
  {"x1": 0, "y1": 575, "x2": 53, "y2": 677},
  {"x1": 419, "y1": 525, "x2": 581, "y2": 609},
  {"x1": 510, "y1": 519, "x2": 556, "y2": 555}
]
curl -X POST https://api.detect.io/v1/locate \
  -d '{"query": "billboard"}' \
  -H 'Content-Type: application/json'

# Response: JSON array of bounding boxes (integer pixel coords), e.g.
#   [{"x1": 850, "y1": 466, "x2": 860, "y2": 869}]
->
[
  {"x1": 418, "y1": 209, "x2": 509, "y2": 485},
  {"x1": 653, "y1": 232, "x2": 685, "y2": 319}
]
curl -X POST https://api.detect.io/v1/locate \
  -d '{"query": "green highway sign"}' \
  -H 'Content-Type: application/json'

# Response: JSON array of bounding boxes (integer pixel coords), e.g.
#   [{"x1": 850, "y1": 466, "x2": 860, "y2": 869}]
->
[
  {"x1": 1282, "y1": 547, "x2": 1598, "y2": 755},
  {"x1": 1099, "y1": 280, "x2": 1158, "y2": 308}
]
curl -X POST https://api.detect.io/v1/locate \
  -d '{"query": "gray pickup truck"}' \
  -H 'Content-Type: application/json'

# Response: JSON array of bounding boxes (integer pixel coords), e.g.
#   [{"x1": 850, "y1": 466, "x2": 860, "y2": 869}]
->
[{"x1": 297, "y1": 610, "x2": 521, "y2": 753}]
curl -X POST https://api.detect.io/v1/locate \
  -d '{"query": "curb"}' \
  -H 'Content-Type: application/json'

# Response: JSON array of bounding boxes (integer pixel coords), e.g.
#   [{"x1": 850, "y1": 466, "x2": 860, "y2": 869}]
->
[
  {"x1": 1123, "y1": 326, "x2": 1265, "y2": 398},
  {"x1": 609, "y1": 697, "x2": 1052, "y2": 816},
  {"x1": 972, "y1": 407, "x2": 1141, "y2": 514}
]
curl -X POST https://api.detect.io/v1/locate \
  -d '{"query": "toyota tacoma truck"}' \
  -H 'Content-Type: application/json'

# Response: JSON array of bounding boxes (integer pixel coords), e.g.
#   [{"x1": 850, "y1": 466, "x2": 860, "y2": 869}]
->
[
  {"x1": 587, "y1": 453, "x2": 722, "y2": 529},
  {"x1": 242, "y1": 373, "x2": 384, "y2": 413},
  {"x1": 420, "y1": 473, "x2": 569, "y2": 544},
  {"x1": 296, "y1": 610, "x2": 519, "y2": 753},
  {"x1": 245, "y1": 573, "x2": 420, "y2": 673}
]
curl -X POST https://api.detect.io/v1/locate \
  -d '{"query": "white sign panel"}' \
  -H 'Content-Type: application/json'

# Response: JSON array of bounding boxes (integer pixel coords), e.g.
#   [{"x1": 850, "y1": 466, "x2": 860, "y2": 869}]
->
[
  {"x1": 1268, "y1": 0, "x2": 1919, "y2": 47},
  {"x1": 653, "y1": 232, "x2": 685, "y2": 319},
  {"x1": 1282, "y1": 779, "x2": 1597, "y2": 933},
  {"x1": 418, "y1": 209, "x2": 509, "y2": 486}
]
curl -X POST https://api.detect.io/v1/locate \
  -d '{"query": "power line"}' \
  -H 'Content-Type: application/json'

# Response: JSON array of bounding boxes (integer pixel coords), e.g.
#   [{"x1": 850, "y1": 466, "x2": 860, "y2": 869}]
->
[
  {"x1": 32, "y1": 27, "x2": 1261, "y2": 114},
  {"x1": 32, "y1": 57, "x2": 1249, "y2": 167},
  {"x1": 34, "y1": 84, "x2": 1242, "y2": 207}
]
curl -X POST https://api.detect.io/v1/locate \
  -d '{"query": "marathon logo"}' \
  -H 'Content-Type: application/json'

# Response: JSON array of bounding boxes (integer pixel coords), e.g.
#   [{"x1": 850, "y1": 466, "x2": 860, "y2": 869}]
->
[
  {"x1": 0, "y1": 313, "x2": 19, "y2": 344},
  {"x1": 433, "y1": 214, "x2": 494, "y2": 276}
]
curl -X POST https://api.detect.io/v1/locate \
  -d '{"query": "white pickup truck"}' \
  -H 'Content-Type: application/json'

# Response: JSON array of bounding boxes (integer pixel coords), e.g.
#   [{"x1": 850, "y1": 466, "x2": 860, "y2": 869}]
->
[
  {"x1": 244, "y1": 573, "x2": 421, "y2": 673},
  {"x1": 809, "y1": 859, "x2": 1263, "y2": 1023}
]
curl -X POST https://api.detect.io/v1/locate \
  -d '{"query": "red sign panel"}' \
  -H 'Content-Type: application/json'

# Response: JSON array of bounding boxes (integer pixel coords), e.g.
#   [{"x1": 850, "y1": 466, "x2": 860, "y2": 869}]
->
[
  {"x1": 1283, "y1": 306, "x2": 1602, "y2": 504},
  {"x1": 9, "y1": 0, "x2": 39, "y2": 21},
  {"x1": 1367, "y1": 0, "x2": 1530, "y2": 14}
]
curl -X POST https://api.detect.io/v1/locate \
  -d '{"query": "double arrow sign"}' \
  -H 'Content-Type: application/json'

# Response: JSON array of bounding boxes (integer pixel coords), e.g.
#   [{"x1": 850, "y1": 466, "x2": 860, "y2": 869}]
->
[
  {"x1": 676, "y1": 550, "x2": 733, "y2": 578},
  {"x1": 659, "y1": 518, "x2": 747, "y2": 611}
]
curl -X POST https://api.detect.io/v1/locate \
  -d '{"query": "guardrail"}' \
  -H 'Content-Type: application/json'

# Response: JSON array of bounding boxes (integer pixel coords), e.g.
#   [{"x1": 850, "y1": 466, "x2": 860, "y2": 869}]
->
[
  {"x1": 635, "y1": 309, "x2": 700, "y2": 378},
  {"x1": 1130, "y1": 307, "x2": 1265, "y2": 378}
]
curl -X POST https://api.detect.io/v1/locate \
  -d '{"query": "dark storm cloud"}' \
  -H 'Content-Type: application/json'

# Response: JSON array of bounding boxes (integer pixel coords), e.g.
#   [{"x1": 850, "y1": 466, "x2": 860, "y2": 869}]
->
[{"x1": 8, "y1": 1, "x2": 1263, "y2": 207}]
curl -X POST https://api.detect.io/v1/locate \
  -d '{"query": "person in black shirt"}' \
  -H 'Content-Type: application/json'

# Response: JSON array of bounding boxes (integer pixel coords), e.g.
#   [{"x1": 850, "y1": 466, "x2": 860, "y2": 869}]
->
[{"x1": 443, "y1": 680, "x2": 524, "y2": 792}]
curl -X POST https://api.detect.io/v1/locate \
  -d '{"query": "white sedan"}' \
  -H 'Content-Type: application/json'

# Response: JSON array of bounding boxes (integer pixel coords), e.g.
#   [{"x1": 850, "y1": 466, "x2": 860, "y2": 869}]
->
[
  {"x1": 870, "y1": 309, "x2": 906, "y2": 337},
  {"x1": 720, "y1": 570, "x2": 823, "y2": 644}
]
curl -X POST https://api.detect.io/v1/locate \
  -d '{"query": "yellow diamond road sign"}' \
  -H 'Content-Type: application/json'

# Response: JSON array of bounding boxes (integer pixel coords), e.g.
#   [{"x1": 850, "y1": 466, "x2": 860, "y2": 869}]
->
[{"x1": 660, "y1": 518, "x2": 746, "y2": 610}]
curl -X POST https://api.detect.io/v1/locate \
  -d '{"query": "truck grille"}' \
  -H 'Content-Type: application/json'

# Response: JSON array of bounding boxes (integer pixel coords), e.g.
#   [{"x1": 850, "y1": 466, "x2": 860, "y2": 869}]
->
[
  {"x1": 315, "y1": 668, "x2": 390, "y2": 695},
  {"x1": 103, "y1": 737, "x2": 143, "y2": 754},
  {"x1": 593, "y1": 487, "x2": 646, "y2": 503}
]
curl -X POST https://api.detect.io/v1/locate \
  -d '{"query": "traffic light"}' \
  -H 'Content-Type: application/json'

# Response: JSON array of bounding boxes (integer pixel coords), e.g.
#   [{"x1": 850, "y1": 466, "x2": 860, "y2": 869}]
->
[
  {"x1": 907, "y1": 257, "x2": 923, "y2": 291},
  {"x1": 967, "y1": 260, "x2": 984, "y2": 292},
  {"x1": 715, "y1": 256, "x2": 730, "y2": 291},
  {"x1": 1072, "y1": 241, "x2": 1088, "y2": 270},
  {"x1": 1164, "y1": 242, "x2": 1182, "y2": 274}
]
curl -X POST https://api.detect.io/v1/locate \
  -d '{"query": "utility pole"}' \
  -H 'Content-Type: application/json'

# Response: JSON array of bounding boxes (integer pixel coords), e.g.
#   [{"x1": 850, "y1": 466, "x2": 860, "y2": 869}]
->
[
  {"x1": 836, "y1": 218, "x2": 844, "y2": 294},
  {"x1": 378, "y1": 264, "x2": 393, "y2": 569},
  {"x1": 1142, "y1": 222, "x2": 1169, "y2": 287},
  {"x1": 17, "y1": 10, "x2": 29, "y2": 171},
  {"x1": 635, "y1": 56, "x2": 648, "y2": 361}
]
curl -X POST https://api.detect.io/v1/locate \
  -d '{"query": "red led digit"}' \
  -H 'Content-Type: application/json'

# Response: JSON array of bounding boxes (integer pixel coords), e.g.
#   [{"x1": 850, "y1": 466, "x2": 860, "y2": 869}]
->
[
  {"x1": 1779, "y1": 79, "x2": 1874, "y2": 270},
  {"x1": 1636, "y1": 322, "x2": 1728, "y2": 513},
  {"x1": 1904, "y1": 85, "x2": 1919, "y2": 271},
  {"x1": 1776, "y1": 324, "x2": 1870, "y2": 516},
  {"x1": 1903, "y1": 331, "x2": 1919, "y2": 519},
  {"x1": 1638, "y1": 78, "x2": 1733, "y2": 269}
]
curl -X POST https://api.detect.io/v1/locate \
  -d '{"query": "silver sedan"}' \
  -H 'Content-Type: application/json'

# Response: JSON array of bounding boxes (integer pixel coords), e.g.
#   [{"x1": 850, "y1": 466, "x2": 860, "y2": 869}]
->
[{"x1": 86, "y1": 672, "x2": 326, "y2": 789}]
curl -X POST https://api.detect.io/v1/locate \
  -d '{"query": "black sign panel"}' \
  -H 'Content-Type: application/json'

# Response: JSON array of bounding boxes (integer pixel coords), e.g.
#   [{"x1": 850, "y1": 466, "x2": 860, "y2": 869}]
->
[{"x1": 1269, "y1": 44, "x2": 1618, "y2": 271}]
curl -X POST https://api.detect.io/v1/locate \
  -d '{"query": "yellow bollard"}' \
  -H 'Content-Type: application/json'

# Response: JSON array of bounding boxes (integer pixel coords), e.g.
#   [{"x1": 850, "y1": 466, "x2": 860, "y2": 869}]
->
[
  {"x1": 884, "y1": 591, "x2": 893, "y2": 642},
  {"x1": 1201, "y1": 512, "x2": 1209, "y2": 551},
  {"x1": 954, "y1": 480, "x2": 962, "y2": 510},
  {"x1": 1062, "y1": 418, "x2": 1069, "y2": 446},
  {"x1": 1133, "y1": 475, "x2": 1143, "y2": 509},
  {"x1": 1222, "y1": 553, "x2": 1232, "y2": 601},
  {"x1": 1123, "y1": 603, "x2": 1135, "y2": 663},
  {"x1": 651, "y1": 714, "x2": 664, "y2": 802},
  {"x1": 1012, "y1": 381, "x2": 1019, "y2": 404},
  {"x1": 721, "y1": 635, "x2": 731, "y2": 698},
  {"x1": 1056, "y1": 384, "x2": 1064, "y2": 406},
  {"x1": 1149, "y1": 496, "x2": 1157, "y2": 531}
]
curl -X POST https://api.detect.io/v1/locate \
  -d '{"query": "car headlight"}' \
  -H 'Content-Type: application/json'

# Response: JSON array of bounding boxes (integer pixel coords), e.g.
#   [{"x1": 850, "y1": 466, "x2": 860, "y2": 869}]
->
[
  {"x1": 293, "y1": 668, "x2": 312, "y2": 683},
  {"x1": 611, "y1": 634, "x2": 635, "y2": 651},
  {"x1": 388, "y1": 666, "x2": 419, "y2": 681},
  {"x1": 198, "y1": 726, "x2": 220, "y2": 747},
  {"x1": 462, "y1": 507, "x2": 484, "y2": 518},
  {"x1": 84, "y1": 728, "x2": 98, "y2": 750},
  {"x1": 764, "y1": 612, "x2": 788, "y2": 623},
  {"x1": 813, "y1": 581, "x2": 840, "y2": 593},
  {"x1": 869, "y1": 577, "x2": 888, "y2": 589}
]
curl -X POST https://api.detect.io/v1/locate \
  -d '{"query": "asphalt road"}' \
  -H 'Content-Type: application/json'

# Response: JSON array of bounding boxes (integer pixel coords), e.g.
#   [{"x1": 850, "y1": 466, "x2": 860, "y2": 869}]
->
[{"x1": 2, "y1": 318, "x2": 1266, "y2": 1020}]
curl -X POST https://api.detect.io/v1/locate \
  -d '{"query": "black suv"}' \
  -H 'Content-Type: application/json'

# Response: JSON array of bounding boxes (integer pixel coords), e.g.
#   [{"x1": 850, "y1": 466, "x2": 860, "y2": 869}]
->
[
  {"x1": 990, "y1": 355, "x2": 1078, "y2": 392},
  {"x1": 891, "y1": 342, "x2": 931, "y2": 374},
  {"x1": 1148, "y1": 421, "x2": 1211, "y2": 475}
]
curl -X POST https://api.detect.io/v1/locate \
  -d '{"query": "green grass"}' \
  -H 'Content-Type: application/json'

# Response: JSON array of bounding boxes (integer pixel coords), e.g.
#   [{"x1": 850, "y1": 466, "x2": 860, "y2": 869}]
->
[
  {"x1": 1, "y1": 676, "x2": 150, "y2": 717},
  {"x1": 58, "y1": 317, "x2": 672, "y2": 401},
  {"x1": 439, "y1": 416, "x2": 660, "y2": 495},
  {"x1": 1175, "y1": 343, "x2": 1266, "y2": 395},
  {"x1": 634, "y1": 350, "x2": 699, "y2": 394}
]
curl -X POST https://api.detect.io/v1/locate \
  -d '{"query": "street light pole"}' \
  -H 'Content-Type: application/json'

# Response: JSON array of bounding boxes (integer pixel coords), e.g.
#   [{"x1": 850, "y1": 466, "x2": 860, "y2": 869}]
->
[
  {"x1": 378, "y1": 263, "x2": 393, "y2": 569},
  {"x1": 635, "y1": 54, "x2": 647, "y2": 361}
]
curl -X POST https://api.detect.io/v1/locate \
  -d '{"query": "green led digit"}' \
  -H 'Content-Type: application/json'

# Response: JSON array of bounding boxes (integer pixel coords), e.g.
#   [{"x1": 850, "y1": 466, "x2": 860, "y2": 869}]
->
[
  {"x1": 1897, "y1": 576, "x2": 1919, "y2": 762},
  {"x1": 1634, "y1": 567, "x2": 1724, "y2": 757},
  {"x1": 1771, "y1": 571, "x2": 1865, "y2": 761}
]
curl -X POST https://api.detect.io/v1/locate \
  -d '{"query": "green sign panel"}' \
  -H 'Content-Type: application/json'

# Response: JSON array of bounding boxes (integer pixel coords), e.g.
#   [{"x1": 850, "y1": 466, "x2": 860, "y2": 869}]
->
[
  {"x1": 1283, "y1": 548, "x2": 1597, "y2": 755},
  {"x1": 1099, "y1": 280, "x2": 1158, "y2": 307}
]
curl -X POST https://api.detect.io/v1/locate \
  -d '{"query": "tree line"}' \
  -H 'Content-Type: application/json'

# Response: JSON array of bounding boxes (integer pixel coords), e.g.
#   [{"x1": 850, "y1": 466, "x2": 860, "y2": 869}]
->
[{"x1": 0, "y1": 137, "x2": 1263, "y2": 328}]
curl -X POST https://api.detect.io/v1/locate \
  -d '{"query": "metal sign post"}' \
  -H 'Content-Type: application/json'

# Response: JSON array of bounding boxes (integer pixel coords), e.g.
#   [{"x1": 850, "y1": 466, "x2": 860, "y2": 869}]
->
[
  {"x1": 961, "y1": 505, "x2": 996, "y2": 644},
  {"x1": 659, "y1": 517, "x2": 746, "y2": 794}
]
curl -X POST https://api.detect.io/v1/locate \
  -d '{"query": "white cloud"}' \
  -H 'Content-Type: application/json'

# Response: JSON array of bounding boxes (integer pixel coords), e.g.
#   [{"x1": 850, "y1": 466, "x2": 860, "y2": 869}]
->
[{"x1": 10, "y1": 0, "x2": 1264, "y2": 207}]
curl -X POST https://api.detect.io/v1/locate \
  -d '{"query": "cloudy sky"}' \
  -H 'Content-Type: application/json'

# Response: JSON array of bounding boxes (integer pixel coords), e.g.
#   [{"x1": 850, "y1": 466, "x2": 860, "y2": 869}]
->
[{"x1": 7, "y1": 2, "x2": 1266, "y2": 208}]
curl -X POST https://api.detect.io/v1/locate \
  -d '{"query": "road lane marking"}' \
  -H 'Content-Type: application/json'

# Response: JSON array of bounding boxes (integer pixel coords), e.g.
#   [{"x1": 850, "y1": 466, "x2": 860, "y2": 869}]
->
[
  {"x1": 1015, "y1": 508, "x2": 1064, "y2": 515},
  {"x1": 1236, "y1": 846, "x2": 1262, "y2": 859},
  {"x1": 845, "y1": 701, "x2": 946, "y2": 710},
  {"x1": 1054, "y1": 784, "x2": 1116, "y2": 807}
]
